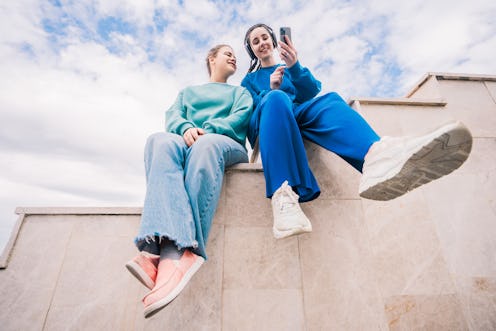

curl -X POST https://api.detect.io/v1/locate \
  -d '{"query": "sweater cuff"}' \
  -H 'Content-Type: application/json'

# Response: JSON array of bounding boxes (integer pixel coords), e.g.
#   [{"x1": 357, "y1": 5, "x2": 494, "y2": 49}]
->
[
  {"x1": 287, "y1": 61, "x2": 303, "y2": 78},
  {"x1": 179, "y1": 123, "x2": 195, "y2": 136}
]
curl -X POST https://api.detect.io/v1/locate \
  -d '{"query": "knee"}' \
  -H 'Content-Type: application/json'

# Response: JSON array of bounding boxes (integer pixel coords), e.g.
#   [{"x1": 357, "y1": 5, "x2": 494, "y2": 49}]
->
[
  {"x1": 145, "y1": 132, "x2": 183, "y2": 156},
  {"x1": 264, "y1": 90, "x2": 291, "y2": 105},
  {"x1": 260, "y1": 90, "x2": 293, "y2": 118},
  {"x1": 190, "y1": 134, "x2": 224, "y2": 156},
  {"x1": 146, "y1": 132, "x2": 165, "y2": 146}
]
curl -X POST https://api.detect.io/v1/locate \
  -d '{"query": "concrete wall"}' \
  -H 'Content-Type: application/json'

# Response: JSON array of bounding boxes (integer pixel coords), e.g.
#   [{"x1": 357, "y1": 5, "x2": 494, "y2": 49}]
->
[{"x1": 1, "y1": 73, "x2": 495, "y2": 330}]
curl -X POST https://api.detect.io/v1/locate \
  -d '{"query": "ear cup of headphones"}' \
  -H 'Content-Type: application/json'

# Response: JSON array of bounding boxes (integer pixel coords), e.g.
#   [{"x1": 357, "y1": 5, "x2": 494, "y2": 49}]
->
[{"x1": 244, "y1": 40, "x2": 256, "y2": 60}]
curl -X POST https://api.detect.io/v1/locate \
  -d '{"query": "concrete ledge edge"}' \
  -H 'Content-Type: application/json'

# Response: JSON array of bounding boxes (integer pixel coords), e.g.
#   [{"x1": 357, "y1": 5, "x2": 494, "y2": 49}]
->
[
  {"x1": 348, "y1": 97, "x2": 447, "y2": 107},
  {"x1": 0, "y1": 214, "x2": 25, "y2": 269},
  {"x1": 227, "y1": 163, "x2": 263, "y2": 172},
  {"x1": 14, "y1": 206, "x2": 143, "y2": 215},
  {"x1": 405, "y1": 72, "x2": 496, "y2": 97}
]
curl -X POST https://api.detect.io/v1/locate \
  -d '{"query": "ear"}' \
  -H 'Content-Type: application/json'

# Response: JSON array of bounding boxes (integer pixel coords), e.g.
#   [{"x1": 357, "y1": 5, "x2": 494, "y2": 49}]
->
[{"x1": 208, "y1": 55, "x2": 215, "y2": 66}]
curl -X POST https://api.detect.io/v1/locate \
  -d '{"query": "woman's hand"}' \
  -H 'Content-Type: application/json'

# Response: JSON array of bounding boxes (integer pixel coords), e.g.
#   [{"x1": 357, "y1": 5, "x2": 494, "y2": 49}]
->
[
  {"x1": 278, "y1": 35, "x2": 298, "y2": 68},
  {"x1": 183, "y1": 127, "x2": 205, "y2": 147},
  {"x1": 270, "y1": 66, "x2": 285, "y2": 90}
]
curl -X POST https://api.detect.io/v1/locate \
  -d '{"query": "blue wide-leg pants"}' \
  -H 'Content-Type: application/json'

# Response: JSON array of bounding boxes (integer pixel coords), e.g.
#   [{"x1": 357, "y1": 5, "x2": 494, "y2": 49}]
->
[
  {"x1": 250, "y1": 90, "x2": 380, "y2": 202},
  {"x1": 135, "y1": 132, "x2": 248, "y2": 259}
]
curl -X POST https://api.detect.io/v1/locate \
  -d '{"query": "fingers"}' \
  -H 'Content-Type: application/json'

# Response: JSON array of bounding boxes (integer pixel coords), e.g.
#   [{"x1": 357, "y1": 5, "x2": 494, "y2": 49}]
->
[
  {"x1": 183, "y1": 128, "x2": 204, "y2": 147},
  {"x1": 190, "y1": 128, "x2": 200, "y2": 140},
  {"x1": 183, "y1": 129, "x2": 193, "y2": 147},
  {"x1": 283, "y1": 35, "x2": 294, "y2": 47},
  {"x1": 270, "y1": 66, "x2": 285, "y2": 90},
  {"x1": 279, "y1": 48, "x2": 296, "y2": 65},
  {"x1": 279, "y1": 36, "x2": 295, "y2": 51},
  {"x1": 278, "y1": 39, "x2": 297, "y2": 67}
]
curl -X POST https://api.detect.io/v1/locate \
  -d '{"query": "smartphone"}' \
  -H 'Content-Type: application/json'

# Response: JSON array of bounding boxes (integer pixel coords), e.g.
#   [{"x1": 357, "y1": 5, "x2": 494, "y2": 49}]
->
[{"x1": 280, "y1": 27, "x2": 291, "y2": 43}]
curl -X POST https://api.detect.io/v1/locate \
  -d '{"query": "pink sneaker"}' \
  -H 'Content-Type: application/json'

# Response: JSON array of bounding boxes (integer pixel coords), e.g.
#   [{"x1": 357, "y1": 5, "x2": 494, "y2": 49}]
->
[
  {"x1": 125, "y1": 252, "x2": 159, "y2": 289},
  {"x1": 143, "y1": 250, "x2": 204, "y2": 318}
]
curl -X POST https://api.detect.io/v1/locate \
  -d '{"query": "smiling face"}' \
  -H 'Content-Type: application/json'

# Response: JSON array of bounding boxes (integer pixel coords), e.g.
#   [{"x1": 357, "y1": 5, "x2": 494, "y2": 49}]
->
[
  {"x1": 248, "y1": 26, "x2": 276, "y2": 63},
  {"x1": 207, "y1": 45, "x2": 237, "y2": 82},
  {"x1": 217, "y1": 46, "x2": 237, "y2": 74}
]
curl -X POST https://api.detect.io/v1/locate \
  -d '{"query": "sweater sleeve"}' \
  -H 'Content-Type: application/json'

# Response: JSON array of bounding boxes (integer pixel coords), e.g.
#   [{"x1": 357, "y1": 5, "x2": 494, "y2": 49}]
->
[
  {"x1": 241, "y1": 75, "x2": 269, "y2": 108},
  {"x1": 202, "y1": 88, "x2": 253, "y2": 144},
  {"x1": 287, "y1": 61, "x2": 322, "y2": 103},
  {"x1": 164, "y1": 90, "x2": 195, "y2": 135}
]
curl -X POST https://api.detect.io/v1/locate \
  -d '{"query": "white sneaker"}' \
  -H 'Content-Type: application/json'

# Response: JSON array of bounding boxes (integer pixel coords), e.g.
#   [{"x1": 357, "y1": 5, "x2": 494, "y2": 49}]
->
[
  {"x1": 271, "y1": 181, "x2": 312, "y2": 239},
  {"x1": 359, "y1": 121, "x2": 472, "y2": 201}
]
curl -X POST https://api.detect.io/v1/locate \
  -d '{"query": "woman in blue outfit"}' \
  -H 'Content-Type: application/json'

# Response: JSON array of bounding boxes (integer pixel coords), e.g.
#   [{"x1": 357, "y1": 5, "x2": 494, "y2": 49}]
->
[
  {"x1": 242, "y1": 23, "x2": 472, "y2": 239},
  {"x1": 126, "y1": 44, "x2": 253, "y2": 318}
]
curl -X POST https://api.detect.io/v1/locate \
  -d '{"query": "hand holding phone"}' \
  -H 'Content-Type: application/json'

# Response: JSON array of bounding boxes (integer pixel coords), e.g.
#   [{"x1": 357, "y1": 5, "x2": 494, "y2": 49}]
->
[
  {"x1": 280, "y1": 27, "x2": 291, "y2": 43},
  {"x1": 278, "y1": 27, "x2": 297, "y2": 67}
]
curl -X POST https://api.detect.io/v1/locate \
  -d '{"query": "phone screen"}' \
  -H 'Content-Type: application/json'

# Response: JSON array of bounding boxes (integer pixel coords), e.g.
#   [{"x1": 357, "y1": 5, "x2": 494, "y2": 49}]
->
[{"x1": 280, "y1": 27, "x2": 291, "y2": 43}]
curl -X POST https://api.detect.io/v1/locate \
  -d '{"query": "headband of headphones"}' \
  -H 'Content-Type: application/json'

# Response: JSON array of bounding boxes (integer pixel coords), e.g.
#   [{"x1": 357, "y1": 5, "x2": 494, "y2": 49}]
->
[{"x1": 244, "y1": 23, "x2": 278, "y2": 60}]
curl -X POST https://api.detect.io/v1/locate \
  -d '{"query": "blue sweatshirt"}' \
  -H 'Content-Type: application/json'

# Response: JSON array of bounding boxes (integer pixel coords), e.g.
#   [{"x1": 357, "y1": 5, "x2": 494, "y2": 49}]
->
[
  {"x1": 241, "y1": 61, "x2": 322, "y2": 145},
  {"x1": 165, "y1": 83, "x2": 253, "y2": 146},
  {"x1": 241, "y1": 61, "x2": 321, "y2": 106}
]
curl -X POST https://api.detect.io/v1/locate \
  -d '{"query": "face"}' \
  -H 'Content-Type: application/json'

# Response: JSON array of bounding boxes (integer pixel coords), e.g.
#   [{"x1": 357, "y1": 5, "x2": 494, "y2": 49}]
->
[
  {"x1": 249, "y1": 26, "x2": 275, "y2": 61},
  {"x1": 210, "y1": 46, "x2": 237, "y2": 77}
]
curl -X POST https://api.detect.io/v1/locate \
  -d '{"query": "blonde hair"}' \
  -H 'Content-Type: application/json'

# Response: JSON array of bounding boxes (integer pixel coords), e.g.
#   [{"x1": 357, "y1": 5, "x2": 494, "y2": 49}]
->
[{"x1": 206, "y1": 44, "x2": 231, "y2": 76}]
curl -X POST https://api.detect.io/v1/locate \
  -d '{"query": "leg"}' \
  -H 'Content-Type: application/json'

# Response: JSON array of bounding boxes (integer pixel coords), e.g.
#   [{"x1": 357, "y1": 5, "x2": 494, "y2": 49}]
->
[
  {"x1": 296, "y1": 92, "x2": 380, "y2": 172},
  {"x1": 134, "y1": 132, "x2": 198, "y2": 250},
  {"x1": 256, "y1": 90, "x2": 313, "y2": 239},
  {"x1": 184, "y1": 133, "x2": 248, "y2": 258},
  {"x1": 257, "y1": 90, "x2": 320, "y2": 202},
  {"x1": 142, "y1": 134, "x2": 247, "y2": 318},
  {"x1": 128, "y1": 132, "x2": 197, "y2": 290}
]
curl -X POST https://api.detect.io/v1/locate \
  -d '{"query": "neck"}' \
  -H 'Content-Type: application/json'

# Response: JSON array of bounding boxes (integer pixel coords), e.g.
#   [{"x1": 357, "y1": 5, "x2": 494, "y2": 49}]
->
[
  {"x1": 260, "y1": 55, "x2": 277, "y2": 68},
  {"x1": 210, "y1": 72, "x2": 228, "y2": 83}
]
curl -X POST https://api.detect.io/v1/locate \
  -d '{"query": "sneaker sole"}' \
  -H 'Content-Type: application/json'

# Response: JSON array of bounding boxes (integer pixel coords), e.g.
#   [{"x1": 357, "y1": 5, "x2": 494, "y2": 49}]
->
[
  {"x1": 143, "y1": 256, "x2": 205, "y2": 318},
  {"x1": 125, "y1": 261, "x2": 155, "y2": 290},
  {"x1": 273, "y1": 225, "x2": 312, "y2": 239},
  {"x1": 359, "y1": 123, "x2": 472, "y2": 201}
]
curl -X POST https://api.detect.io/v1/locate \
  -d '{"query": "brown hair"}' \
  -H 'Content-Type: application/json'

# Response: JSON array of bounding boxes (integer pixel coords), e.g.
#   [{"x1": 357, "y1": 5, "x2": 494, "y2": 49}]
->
[{"x1": 206, "y1": 44, "x2": 231, "y2": 76}]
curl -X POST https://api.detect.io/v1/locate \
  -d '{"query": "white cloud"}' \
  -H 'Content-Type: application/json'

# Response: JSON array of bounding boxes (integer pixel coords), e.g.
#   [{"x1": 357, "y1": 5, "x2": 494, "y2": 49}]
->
[
  {"x1": 95, "y1": 0, "x2": 156, "y2": 25},
  {"x1": 366, "y1": 0, "x2": 496, "y2": 92}
]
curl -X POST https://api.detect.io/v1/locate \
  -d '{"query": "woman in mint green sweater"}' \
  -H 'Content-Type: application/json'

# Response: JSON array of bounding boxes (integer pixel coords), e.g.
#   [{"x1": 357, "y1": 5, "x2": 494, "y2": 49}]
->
[{"x1": 126, "y1": 44, "x2": 253, "y2": 318}]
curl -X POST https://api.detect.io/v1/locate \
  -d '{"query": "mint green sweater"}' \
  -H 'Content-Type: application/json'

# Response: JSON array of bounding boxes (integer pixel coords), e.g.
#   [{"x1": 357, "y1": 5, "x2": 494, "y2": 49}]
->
[{"x1": 165, "y1": 83, "x2": 253, "y2": 146}]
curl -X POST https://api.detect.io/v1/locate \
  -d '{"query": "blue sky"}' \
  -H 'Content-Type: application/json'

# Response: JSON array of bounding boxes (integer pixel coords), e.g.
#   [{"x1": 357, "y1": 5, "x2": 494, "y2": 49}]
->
[{"x1": 1, "y1": 0, "x2": 495, "y2": 250}]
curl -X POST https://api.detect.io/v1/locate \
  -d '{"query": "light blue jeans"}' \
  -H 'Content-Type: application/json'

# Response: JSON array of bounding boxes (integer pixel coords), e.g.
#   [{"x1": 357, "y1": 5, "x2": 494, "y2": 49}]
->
[{"x1": 135, "y1": 132, "x2": 248, "y2": 259}]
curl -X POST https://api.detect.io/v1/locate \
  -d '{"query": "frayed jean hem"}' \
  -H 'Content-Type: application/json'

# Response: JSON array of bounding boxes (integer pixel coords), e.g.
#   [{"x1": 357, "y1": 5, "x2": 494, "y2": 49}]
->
[{"x1": 134, "y1": 233, "x2": 199, "y2": 256}]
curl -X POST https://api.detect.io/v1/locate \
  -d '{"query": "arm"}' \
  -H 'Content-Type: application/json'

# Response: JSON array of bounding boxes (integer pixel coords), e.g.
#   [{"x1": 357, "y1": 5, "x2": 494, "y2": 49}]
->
[
  {"x1": 279, "y1": 36, "x2": 321, "y2": 103},
  {"x1": 287, "y1": 61, "x2": 322, "y2": 103},
  {"x1": 164, "y1": 90, "x2": 195, "y2": 135},
  {"x1": 241, "y1": 75, "x2": 269, "y2": 109}
]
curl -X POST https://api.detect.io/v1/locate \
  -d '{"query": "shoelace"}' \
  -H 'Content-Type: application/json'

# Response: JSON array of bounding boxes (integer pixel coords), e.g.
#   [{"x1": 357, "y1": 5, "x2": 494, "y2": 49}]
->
[{"x1": 276, "y1": 187, "x2": 299, "y2": 213}]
